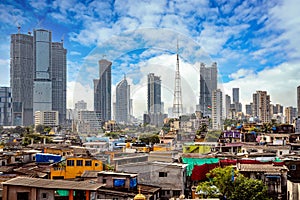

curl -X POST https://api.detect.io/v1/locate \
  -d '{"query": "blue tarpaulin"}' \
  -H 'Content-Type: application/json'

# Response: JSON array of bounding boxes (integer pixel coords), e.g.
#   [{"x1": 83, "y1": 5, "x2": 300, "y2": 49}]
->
[
  {"x1": 130, "y1": 178, "x2": 137, "y2": 188},
  {"x1": 36, "y1": 153, "x2": 62, "y2": 163},
  {"x1": 114, "y1": 179, "x2": 125, "y2": 187}
]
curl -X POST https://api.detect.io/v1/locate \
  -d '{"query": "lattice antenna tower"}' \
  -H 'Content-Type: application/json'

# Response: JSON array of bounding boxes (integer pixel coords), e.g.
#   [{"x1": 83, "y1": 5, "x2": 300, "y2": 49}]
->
[{"x1": 172, "y1": 39, "x2": 183, "y2": 118}]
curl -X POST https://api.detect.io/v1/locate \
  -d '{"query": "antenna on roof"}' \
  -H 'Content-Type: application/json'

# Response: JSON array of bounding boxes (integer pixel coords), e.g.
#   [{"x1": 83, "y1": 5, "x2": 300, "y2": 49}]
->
[
  {"x1": 61, "y1": 33, "x2": 65, "y2": 43},
  {"x1": 17, "y1": 26, "x2": 21, "y2": 34}
]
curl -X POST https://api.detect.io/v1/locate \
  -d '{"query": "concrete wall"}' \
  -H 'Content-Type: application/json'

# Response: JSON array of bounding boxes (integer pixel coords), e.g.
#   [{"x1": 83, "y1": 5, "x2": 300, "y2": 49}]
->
[
  {"x1": 118, "y1": 162, "x2": 187, "y2": 198},
  {"x1": 287, "y1": 180, "x2": 300, "y2": 200}
]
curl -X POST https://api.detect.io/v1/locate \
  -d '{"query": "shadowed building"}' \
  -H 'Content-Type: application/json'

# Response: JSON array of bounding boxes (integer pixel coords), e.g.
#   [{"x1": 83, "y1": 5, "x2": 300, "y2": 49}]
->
[
  {"x1": 115, "y1": 75, "x2": 130, "y2": 124},
  {"x1": 198, "y1": 62, "x2": 217, "y2": 117},
  {"x1": 94, "y1": 59, "x2": 112, "y2": 124}
]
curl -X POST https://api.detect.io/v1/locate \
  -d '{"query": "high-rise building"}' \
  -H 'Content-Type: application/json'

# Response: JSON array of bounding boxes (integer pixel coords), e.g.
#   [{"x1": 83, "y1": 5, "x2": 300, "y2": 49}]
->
[
  {"x1": 285, "y1": 106, "x2": 297, "y2": 124},
  {"x1": 147, "y1": 73, "x2": 163, "y2": 126},
  {"x1": 33, "y1": 29, "x2": 52, "y2": 115},
  {"x1": 10, "y1": 31, "x2": 34, "y2": 125},
  {"x1": 232, "y1": 88, "x2": 239, "y2": 103},
  {"x1": 34, "y1": 110, "x2": 59, "y2": 127},
  {"x1": 212, "y1": 89, "x2": 223, "y2": 130},
  {"x1": 199, "y1": 62, "x2": 217, "y2": 117},
  {"x1": 245, "y1": 104, "x2": 252, "y2": 116},
  {"x1": 115, "y1": 76, "x2": 130, "y2": 124},
  {"x1": 252, "y1": 91, "x2": 271, "y2": 123},
  {"x1": 94, "y1": 59, "x2": 112, "y2": 123},
  {"x1": 297, "y1": 86, "x2": 300, "y2": 117},
  {"x1": 75, "y1": 100, "x2": 87, "y2": 111},
  {"x1": 10, "y1": 28, "x2": 66, "y2": 126},
  {"x1": 51, "y1": 42, "x2": 67, "y2": 124},
  {"x1": 147, "y1": 73, "x2": 161, "y2": 114},
  {"x1": 0, "y1": 87, "x2": 12, "y2": 126},
  {"x1": 225, "y1": 94, "x2": 231, "y2": 119}
]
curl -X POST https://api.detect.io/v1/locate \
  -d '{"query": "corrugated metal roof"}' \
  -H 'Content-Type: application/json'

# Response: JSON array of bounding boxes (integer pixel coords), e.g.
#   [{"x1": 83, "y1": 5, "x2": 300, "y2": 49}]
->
[{"x1": 2, "y1": 177, "x2": 103, "y2": 191}]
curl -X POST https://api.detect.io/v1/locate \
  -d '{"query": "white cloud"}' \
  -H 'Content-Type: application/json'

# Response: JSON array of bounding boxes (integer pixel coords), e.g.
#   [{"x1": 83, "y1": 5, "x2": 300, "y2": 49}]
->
[
  {"x1": 229, "y1": 69, "x2": 254, "y2": 80},
  {"x1": 0, "y1": 4, "x2": 27, "y2": 26},
  {"x1": 0, "y1": 59, "x2": 10, "y2": 86},
  {"x1": 70, "y1": 51, "x2": 81, "y2": 56},
  {"x1": 67, "y1": 81, "x2": 94, "y2": 110},
  {"x1": 223, "y1": 61, "x2": 300, "y2": 112}
]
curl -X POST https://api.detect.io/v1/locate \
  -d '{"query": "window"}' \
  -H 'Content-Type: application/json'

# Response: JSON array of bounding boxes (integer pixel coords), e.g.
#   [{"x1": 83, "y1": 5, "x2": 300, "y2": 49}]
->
[
  {"x1": 67, "y1": 160, "x2": 74, "y2": 166},
  {"x1": 290, "y1": 165, "x2": 296, "y2": 170},
  {"x1": 76, "y1": 160, "x2": 83, "y2": 166},
  {"x1": 17, "y1": 192, "x2": 29, "y2": 200},
  {"x1": 42, "y1": 193, "x2": 47, "y2": 199},
  {"x1": 173, "y1": 190, "x2": 181, "y2": 196},
  {"x1": 103, "y1": 178, "x2": 106, "y2": 183},
  {"x1": 159, "y1": 172, "x2": 167, "y2": 177},
  {"x1": 95, "y1": 162, "x2": 99, "y2": 167},
  {"x1": 85, "y1": 160, "x2": 92, "y2": 166}
]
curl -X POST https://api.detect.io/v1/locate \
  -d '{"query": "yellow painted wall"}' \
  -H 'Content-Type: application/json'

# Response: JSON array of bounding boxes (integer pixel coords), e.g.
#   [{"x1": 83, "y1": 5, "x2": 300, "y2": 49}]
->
[
  {"x1": 50, "y1": 157, "x2": 103, "y2": 179},
  {"x1": 183, "y1": 145, "x2": 211, "y2": 154},
  {"x1": 153, "y1": 146, "x2": 172, "y2": 151}
]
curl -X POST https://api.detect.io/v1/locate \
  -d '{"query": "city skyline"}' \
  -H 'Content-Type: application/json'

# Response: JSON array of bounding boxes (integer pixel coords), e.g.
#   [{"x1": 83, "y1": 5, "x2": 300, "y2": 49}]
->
[{"x1": 1, "y1": 1, "x2": 300, "y2": 118}]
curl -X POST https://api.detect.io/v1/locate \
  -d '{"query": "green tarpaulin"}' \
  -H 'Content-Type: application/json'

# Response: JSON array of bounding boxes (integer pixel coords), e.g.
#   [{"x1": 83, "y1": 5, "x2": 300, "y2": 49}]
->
[{"x1": 182, "y1": 157, "x2": 219, "y2": 176}]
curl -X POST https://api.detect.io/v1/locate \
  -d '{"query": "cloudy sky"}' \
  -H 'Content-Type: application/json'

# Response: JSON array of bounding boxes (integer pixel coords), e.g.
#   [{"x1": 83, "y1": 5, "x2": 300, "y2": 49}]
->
[{"x1": 1, "y1": 0, "x2": 300, "y2": 118}]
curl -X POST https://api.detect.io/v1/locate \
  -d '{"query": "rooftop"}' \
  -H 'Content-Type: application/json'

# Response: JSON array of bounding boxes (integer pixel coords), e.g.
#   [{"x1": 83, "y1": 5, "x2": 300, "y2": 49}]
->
[{"x1": 2, "y1": 177, "x2": 103, "y2": 191}]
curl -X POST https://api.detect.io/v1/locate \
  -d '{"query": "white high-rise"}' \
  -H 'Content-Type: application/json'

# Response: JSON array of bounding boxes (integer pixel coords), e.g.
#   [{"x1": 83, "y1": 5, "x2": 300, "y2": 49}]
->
[{"x1": 212, "y1": 89, "x2": 223, "y2": 130}]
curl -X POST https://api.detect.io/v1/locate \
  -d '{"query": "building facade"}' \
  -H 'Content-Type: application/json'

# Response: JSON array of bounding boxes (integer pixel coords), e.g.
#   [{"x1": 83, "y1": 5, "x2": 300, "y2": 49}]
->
[
  {"x1": 33, "y1": 29, "x2": 52, "y2": 115},
  {"x1": 51, "y1": 42, "x2": 67, "y2": 124},
  {"x1": 34, "y1": 110, "x2": 59, "y2": 127},
  {"x1": 10, "y1": 32, "x2": 34, "y2": 126},
  {"x1": 0, "y1": 87, "x2": 12, "y2": 126},
  {"x1": 115, "y1": 76, "x2": 130, "y2": 124},
  {"x1": 297, "y1": 85, "x2": 300, "y2": 116},
  {"x1": 10, "y1": 28, "x2": 66, "y2": 126},
  {"x1": 76, "y1": 110, "x2": 102, "y2": 135},
  {"x1": 252, "y1": 91, "x2": 271, "y2": 123},
  {"x1": 147, "y1": 73, "x2": 163, "y2": 126},
  {"x1": 285, "y1": 106, "x2": 297, "y2": 124},
  {"x1": 225, "y1": 94, "x2": 231, "y2": 119},
  {"x1": 212, "y1": 89, "x2": 223, "y2": 130},
  {"x1": 199, "y1": 62, "x2": 217, "y2": 117},
  {"x1": 94, "y1": 59, "x2": 112, "y2": 123}
]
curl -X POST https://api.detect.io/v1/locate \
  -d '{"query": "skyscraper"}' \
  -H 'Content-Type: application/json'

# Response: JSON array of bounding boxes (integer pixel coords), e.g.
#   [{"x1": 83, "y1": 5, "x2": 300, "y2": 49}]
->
[
  {"x1": 297, "y1": 86, "x2": 300, "y2": 117},
  {"x1": 0, "y1": 87, "x2": 12, "y2": 126},
  {"x1": 115, "y1": 75, "x2": 130, "y2": 124},
  {"x1": 147, "y1": 73, "x2": 161, "y2": 114},
  {"x1": 225, "y1": 94, "x2": 231, "y2": 119},
  {"x1": 285, "y1": 106, "x2": 297, "y2": 124},
  {"x1": 199, "y1": 62, "x2": 217, "y2": 117},
  {"x1": 33, "y1": 29, "x2": 52, "y2": 114},
  {"x1": 10, "y1": 30, "x2": 34, "y2": 125},
  {"x1": 232, "y1": 88, "x2": 239, "y2": 103},
  {"x1": 52, "y1": 42, "x2": 67, "y2": 123},
  {"x1": 252, "y1": 91, "x2": 271, "y2": 123},
  {"x1": 147, "y1": 73, "x2": 163, "y2": 126},
  {"x1": 10, "y1": 28, "x2": 67, "y2": 126},
  {"x1": 212, "y1": 89, "x2": 223, "y2": 130},
  {"x1": 94, "y1": 59, "x2": 112, "y2": 123}
]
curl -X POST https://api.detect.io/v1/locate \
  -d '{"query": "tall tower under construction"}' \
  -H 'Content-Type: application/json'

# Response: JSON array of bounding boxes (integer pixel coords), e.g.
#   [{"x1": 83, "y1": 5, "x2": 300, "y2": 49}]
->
[{"x1": 172, "y1": 41, "x2": 183, "y2": 118}]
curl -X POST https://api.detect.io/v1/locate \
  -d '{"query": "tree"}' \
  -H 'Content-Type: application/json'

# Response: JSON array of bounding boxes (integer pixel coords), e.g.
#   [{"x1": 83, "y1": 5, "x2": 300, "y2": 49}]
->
[
  {"x1": 139, "y1": 133, "x2": 159, "y2": 144},
  {"x1": 197, "y1": 166, "x2": 270, "y2": 200},
  {"x1": 35, "y1": 124, "x2": 44, "y2": 133}
]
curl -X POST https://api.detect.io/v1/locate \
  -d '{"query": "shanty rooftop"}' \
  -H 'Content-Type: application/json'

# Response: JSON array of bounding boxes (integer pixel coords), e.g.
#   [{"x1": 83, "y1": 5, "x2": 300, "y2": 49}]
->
[{"x1": 2, "y1": 177, "x2": 104, "y2": 191}]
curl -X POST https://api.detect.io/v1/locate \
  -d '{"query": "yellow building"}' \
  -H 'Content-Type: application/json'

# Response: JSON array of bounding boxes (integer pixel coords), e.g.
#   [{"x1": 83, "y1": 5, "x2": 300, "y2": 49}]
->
[{"x1": 50, "y1": 157, "x2": 103, "y2": 179}]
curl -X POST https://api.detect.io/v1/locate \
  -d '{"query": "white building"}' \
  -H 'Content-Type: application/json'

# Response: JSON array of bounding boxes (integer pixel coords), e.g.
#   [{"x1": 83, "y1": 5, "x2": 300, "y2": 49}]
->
[
  {"x1": 35, "y1": 111, "x2": 59, "y2": 127},
  {"x1": 212, "y1": 89, "x2": 223, "y2": 130}
]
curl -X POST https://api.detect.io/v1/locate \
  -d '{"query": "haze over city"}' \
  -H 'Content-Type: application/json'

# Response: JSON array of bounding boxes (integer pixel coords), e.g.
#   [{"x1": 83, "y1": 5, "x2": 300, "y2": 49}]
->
[{"x1": 1, "y1": 0, "x2": 300, "y2": 118}]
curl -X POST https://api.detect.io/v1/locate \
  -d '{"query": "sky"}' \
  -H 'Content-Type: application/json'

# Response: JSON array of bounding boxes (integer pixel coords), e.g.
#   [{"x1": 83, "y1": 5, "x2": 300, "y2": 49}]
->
[{"x1": 1, "y1": 0, "x2": 300, "y2": 118}]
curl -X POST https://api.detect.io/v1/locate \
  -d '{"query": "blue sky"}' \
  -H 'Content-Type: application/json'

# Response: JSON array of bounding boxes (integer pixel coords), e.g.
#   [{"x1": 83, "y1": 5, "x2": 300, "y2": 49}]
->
[{"x1": 1, "y1": 0, "x2": 300, "y2": 117}]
